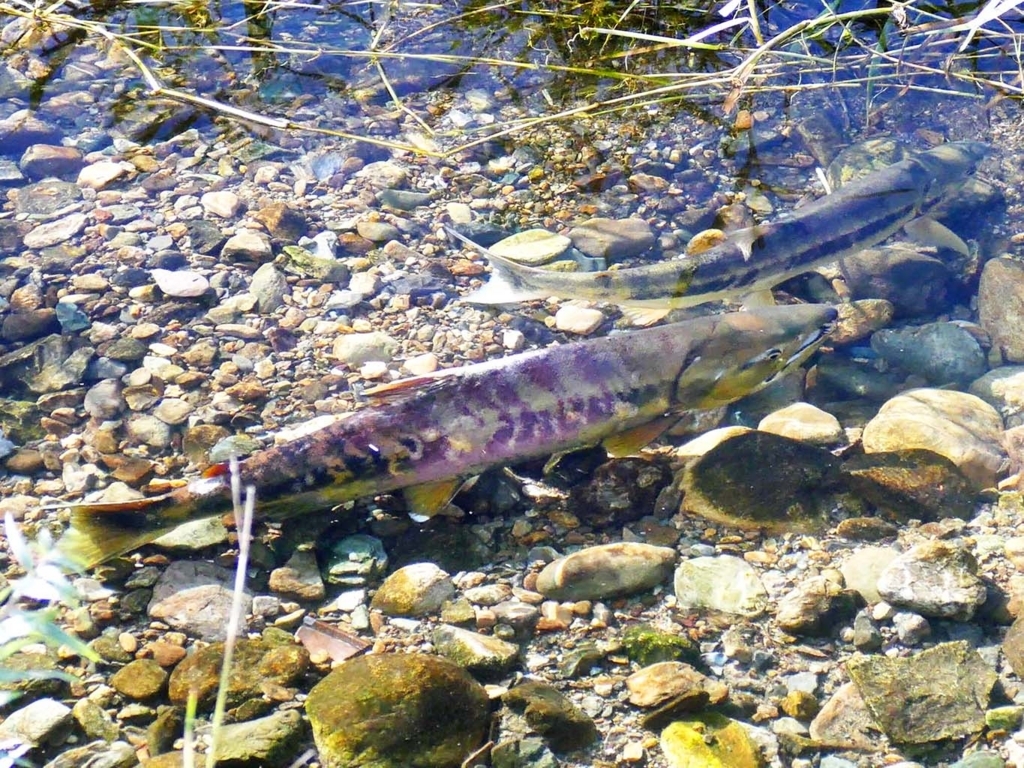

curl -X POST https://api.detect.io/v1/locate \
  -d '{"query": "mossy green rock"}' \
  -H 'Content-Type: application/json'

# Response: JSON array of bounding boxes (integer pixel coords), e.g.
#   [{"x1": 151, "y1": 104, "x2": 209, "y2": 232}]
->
[
  {"x1": 986, "y1": 705, "x2": 1024, "y2": 731},
  {"x1": 0, "y1": 400, "x2": 43, "y2": 443},
  {"x1": 110, "y1": 658, "x2": 168, "y2": 700},
  {"x1": 306, "y1": 653, "x2": 489, "y2": 768},
  {"x1": 621, "y1": 624, "x2": 699, "y2": 666},
  {"x1": 280, "y1": 245, "x2": 349, "y2": 282},
  {"x1": 0, "y1": 651, "x2": 64, "y2": 703},
  {"x1": 660, "y1": 712, "x2": 765, "y2": 768},
  {"x1": 847, "y1": 640, "x2": 995, "y2": 744},
  {"x1": 168, "y1": 637, "x2": 309, "y2": 711}
]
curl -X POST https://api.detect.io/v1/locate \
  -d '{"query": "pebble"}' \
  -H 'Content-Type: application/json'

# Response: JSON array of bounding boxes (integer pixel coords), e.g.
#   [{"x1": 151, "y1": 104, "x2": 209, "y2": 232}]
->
[
  {"x1": 269, "y1": 549, "x2": 327, "y2": 602},
  {"x1": 871, "y1": 321, "x2": 987, "y2": 386},
  {"x1": 201, "y1": 190, "x2": 242, "y2": 218},
  {"x1": 535, "y1": 542, "x2": 676, "y2": 601},
  {"x1": 876, "y1": 540, "x2": 987, "y2": 620},
  {"x1": 673, "y1": 555, "x2": 769, "y2": 617},
  {"x1": 23, "y1": 212, "x2": 87, "y2": 248},
  {"x1": 979, "y1": 256, "x2": 1024, "y2": 363},
  {"x1": 491, "y1": 228, "x2": 572, "y2": 265},
  {"x1": 333, "y1": 330, "x2": 399, "y2": 366},
  {"x1": 567, "y1": 217, "x2": 655, "y2": 260},
  {"x1": 356, "y1": 219, "x2": 401, "y2": 243},
  {"x1": 77, "y1": 160, "x2": 130, "y2": 190},
  {"x1": 758, "y1": 402, "x2": 844, "y2": 444},
  {"x1": 147, "y1": 561, "x2": 253, "y2": 641},
  {"x1": 775, "y1": 575, "x2": 859, "y2": 636},
  {"x1": 222, "y1": 230, "x2": 274, "y2": 262},
  {"x1": 109, "y1": 659, "x2": 168, "y2": 700},
  {"x1": 839, "y1": 546, "x2": 898, "y2": 604},
  {"x1": 151, "y1": 268, "x2": 209, "y2": 298},
  {"x1": 842, "y1": 244, "x2": 952, "y2": 317},
  {"x1": 370, "y1": 562, "x2": 455, "y2": 616},
  {"x1": 0, "y1": 697, "x2": 72, "y2": 748},
  {"x1": 553, "y1": 305, "x2": 605, "y2": 335},
  {"x1": 19, "y1": 144, "x2": 83, "y2": 179},
  {"x1": 625, "y1": 661, "x2": 720, "y2": 708},
  {"x1": 433, "y1": 623, "x2": 520, "y2": 676}
]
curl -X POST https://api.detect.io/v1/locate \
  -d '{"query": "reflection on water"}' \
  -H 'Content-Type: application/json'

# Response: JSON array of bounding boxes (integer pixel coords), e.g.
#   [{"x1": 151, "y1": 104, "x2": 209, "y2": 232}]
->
[{"x1": 0, "y1": 0, "x2": 1021, "y2": 153}]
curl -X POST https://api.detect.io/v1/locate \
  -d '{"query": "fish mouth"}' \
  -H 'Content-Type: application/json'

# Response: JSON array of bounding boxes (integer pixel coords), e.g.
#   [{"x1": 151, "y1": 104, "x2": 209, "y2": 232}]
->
[
  {"x1": 789, "y1": 315, "x2": 838, "y2": 365},
  {"x1": 761, "y1": 310, "x2": 837, "y2": 386}
]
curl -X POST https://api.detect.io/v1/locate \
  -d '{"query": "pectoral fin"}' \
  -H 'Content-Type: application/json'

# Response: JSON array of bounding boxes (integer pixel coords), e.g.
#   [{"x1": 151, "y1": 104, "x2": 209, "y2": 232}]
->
[
  {"x1": 903, "y1": 216, "x2": 970, "y2": 257},
  {"x1": 404, "y1": 478, "x2": 464, "y2": 522},
  {"x1": 602, "y1": 416, "x2": 679, "y2": 457}
]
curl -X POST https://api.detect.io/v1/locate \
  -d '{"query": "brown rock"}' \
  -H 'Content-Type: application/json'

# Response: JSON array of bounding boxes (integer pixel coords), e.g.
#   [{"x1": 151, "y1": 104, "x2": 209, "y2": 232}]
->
[
  {"x1": 980, "y1": 256, "x2": 1024, "y2": 363},
  {"x1": 861, "y1": 389, "x2": 1005, "y2": 488},
  {"x1": 19, "y1": 144, "x2": 84, "y2": 179},
  {"x1": 253, "y1": 202, "x2": 307, "y2": 242},
  {"x1": 808, "y1": 682, "x2": 878, "y2": 750}
]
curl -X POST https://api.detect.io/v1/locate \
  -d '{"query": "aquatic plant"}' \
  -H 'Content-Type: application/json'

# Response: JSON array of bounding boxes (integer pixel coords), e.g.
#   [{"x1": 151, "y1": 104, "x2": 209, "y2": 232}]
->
[{"x1": 0, "y1": 513, "x2": 99, "y2": 708}]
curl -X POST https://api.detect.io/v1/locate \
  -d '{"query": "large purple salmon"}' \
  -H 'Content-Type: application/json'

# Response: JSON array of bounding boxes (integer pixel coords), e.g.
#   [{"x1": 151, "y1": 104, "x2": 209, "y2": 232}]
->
[{"x1": 58, "y1": 304, "x2": 836, "y2": 568}]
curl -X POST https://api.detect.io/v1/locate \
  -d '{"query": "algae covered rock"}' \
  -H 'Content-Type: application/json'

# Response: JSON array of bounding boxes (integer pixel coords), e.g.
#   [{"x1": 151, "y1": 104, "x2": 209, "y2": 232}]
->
[
  {"x1": 660, "y1": 712, "x2": 765, "y2": 768},
  {"x1": 306, "y1": 653, "x2": 489, "y2": 768},
  {"x1": 168, "y1": 637, "x2": 309, "y2": 711},
  {"x1": 210, "y1": 709, "x2": 306, "y2": 766},
  {"x1": 847, "y1": 640, "x2": 996, "y2": 744},
  {"x1": 370, "y1": 562, "x2": 455, "y2": 616},
  {"x1": 621, "y1": 624, "x2": 699, "y2": 666},
  {"x1": 678, "y1": 430, "x2": 843, "y2": 533},
  {"x1": 840, "y1": 448, "x2": 975, "y2": 521}
]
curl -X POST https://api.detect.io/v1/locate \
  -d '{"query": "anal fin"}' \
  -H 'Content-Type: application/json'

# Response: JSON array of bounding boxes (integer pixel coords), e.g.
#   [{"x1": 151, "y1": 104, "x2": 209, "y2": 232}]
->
[
  {"x1": 903, "y1": 216, "x2": 970, "y2": 257},
  {"x1": 602, "y1": 415, "x2": 679, "y2": 457},
  {"x1": 404, "y1": 478, "x2": 464, "y2": 522},
  {"x1": 621, "y1": 306, "x2": 672, "y2": 327}
]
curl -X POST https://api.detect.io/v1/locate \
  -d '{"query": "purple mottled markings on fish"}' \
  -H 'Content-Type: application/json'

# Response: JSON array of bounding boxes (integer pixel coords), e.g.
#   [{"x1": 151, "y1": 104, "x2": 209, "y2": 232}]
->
[
  {"x1": 586, "y1": 393, "x2": 615, "y2": 422},
  {"x1": 492, "y1": 419, "x2": 515, "y2": 445}
]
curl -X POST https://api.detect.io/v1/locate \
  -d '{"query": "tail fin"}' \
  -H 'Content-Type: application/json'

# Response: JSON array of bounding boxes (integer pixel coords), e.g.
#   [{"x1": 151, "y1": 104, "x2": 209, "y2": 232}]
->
[
  {"x1": 444, "y1": 226, "x2": 550, "y2": 305},
  {"x1": 57, "y1": 495, "x2": 190, "y2": 569}
]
